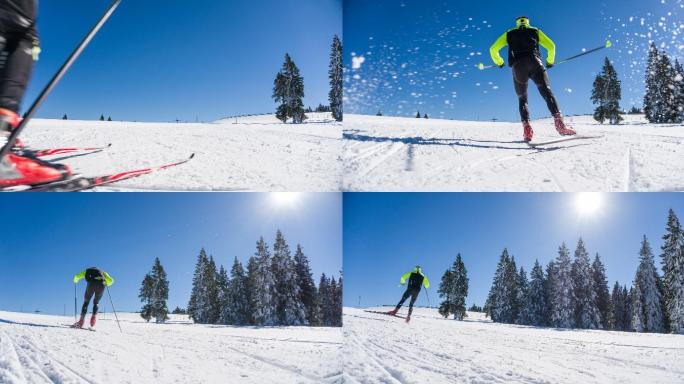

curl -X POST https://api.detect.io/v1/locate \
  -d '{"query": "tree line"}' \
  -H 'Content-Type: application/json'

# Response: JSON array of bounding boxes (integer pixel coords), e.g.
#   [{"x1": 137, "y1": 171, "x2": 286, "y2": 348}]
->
[
  {"x1": 138, "y1": 230, "x2": 342, "y2": 327},
  {"x1": 272, "y1": 35, "x2": 343, "y2": 124},
  {"x1": 483, "y1": 209, "x2": 684, "y2": 334}
]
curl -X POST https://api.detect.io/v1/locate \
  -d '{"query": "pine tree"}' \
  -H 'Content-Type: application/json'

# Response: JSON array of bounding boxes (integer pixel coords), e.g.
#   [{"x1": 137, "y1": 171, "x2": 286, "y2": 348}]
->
[
  {"x1": 632, "y1": 236, "x2": 666, "y2": 332},
  {"x1": 245, "y1": 256, "x2": 258, "y2": 325},
  {"x1": 205, "y1": 256, "x2": 220, "y2": 324},
  {"x1": 486, "y1": 249, "x2": 517, "y2": 323},
  {"x1": 149, "y1": 257, "x2": 169, "y2": 323},
  {"x1": 660, "y1": 53, "x2": 678, "y2": 123},
  {"x1": 328, "y1": 35, "x2": 343, "y2": 122},
  {"x1": 188, "y1": 248, "x2": 210, "y2": 323},
  {"x1": 591, "y1": 58, "x2": 622, "y2": 124},
  {"x1": 591, "y1": 73, "x2": 606, "y2": 123},
  {"x1": 572, "y1": 238, "x2": 601, "y2": 329},
  {"x1": 271, "y1": 230, "x2": 306, "y2": 325},
  {"x1": 251, "y1": 237, "x2": 276, "y2": 325},
  {"x1": 415, "y1": 111, "x2": 421, "y2": 118},
  {"x1": 107, "y1": 116, "x2": 112, "y2": 122},
  {"x1": 552, "y1": 243, "x2": 575, "y2": 328},
  {"x1": 139, "y1": 273, "x2": 154, "y2": 322},
  {"x1": 625, "y1": 286, "x2": 634, "y2": 331},
  {"x1": 610, "y1": 282, "x2": 626, "y2": 330},
  {"x1": 331, "y1": 275, "x2": 343, "y2": 327},
  {"x1": 506, "y1": 256, "x2": 520, "y2": 323},
  {"x1": 221, "y1": 257, "x2": 250, "y2": 325},
  {"x1": 62, "y1": 114, "x2": 68, "y2": 120},
  {"x1": 438, "y1": 254, "x2": 469, "y2": 320},
  {"x1": 516, "y1": 266, "x2": 530, "y2": 325},
  {"x1": 294, "y1": 245, "x2": 318, "y2": 326},
  {"x1": 643, "y1": 43, "x2": 660, "y2": 123},
  {"x1": 318, "y1": 274, "x2": 332, "y2": 326},
  {"x1": 661, "y1": 209, "x2": 684, "y2": 334},
  {"x1": 674, "y1": 61, "x2": 684, "y2": 123},
  {"x1": 216, "y1": 265, "x2": 230, "y2": 324},
  {"x1": 544, "y1": 260, "x2": 557, "y2": 326},
  {"x1": 526, "y1": 260, "x2": 548, "y2": 326},
  {"x1": 99, "y1": 114, "x2": 104, "y2": 121},
  {"x1": 592, "y1": 253, "x2": 611, "y2": 329},
  {"x1": 423, "y1": 113, "x2": 429, "y2": 119},
  {"x1": 273, "y1": 54, "x2": 307, "y2": 124}
]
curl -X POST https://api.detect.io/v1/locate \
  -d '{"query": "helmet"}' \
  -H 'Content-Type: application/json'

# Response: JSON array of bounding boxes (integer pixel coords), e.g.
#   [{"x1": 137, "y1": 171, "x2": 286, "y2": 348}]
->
[{"x1": 516, "y1": 16, "x2": 530, "y2": 28}]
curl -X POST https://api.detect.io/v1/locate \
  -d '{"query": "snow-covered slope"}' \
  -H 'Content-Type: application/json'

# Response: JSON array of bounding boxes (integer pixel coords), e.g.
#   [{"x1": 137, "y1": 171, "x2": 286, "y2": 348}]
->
[
  {"x1": 343, "y1": 114, "x2": 684, "y2": 191},
  {"x1": 343, "y1": 307, "x2": 684, "y2": 384},
  {"x1": 21, "y1": 113, "x2": 341, "y2": 191},
  {"x1": 0, "y1": 311, "x2": 342, "y2": 383}
]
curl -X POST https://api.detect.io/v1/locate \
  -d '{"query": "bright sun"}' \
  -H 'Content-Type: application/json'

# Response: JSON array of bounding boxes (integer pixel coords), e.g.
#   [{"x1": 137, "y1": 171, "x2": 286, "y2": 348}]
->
[
  {"x1": 270, "y1": 192, "x2": 301, "y2": 208},
  {"x1": 575, "y1": 192, "x2": 603, "y2": 216}
]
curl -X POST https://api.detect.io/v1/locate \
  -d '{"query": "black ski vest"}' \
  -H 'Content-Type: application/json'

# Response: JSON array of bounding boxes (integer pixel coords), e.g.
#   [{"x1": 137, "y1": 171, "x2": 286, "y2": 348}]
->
[
  {"x1": 506, "y1": 27, "x2": 541, "y2": 66},
  {"x1": 407, "y1": 272, "x2": 424, "y2": 290},
  {"x1": 85, "y1": 267, "x2": 106, "y2": 284}
]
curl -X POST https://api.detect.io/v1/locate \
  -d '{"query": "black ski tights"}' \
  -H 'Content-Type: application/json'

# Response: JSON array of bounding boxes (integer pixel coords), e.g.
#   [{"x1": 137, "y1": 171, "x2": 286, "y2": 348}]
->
[
  {"x1": 512, "y1": 56, "x2": 560, "y2": 121},
  {"x1": 0, "y1": 9, "x2": 34, "y2": 113},
  {"x1": 81, "y1": 283, "x2": 105, "y2": 317},
  {"x1": 395, "y1": 288, "x2": 420, "y2": 316}
]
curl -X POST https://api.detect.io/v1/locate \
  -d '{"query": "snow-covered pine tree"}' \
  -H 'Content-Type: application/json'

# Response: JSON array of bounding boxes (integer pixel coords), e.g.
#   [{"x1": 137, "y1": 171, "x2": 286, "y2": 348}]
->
[
  {"x1": 271, "y1": 230, "x2": 307, "y2": 325},
  {"x1": 632, "y1": 236, "x2": 666, "y2": 332},
  {"x1": 602, "y1": 58, "x2": 622, "y2": 124},
  {"x1": 273, "y1": 54, "x2": 307, "y2": 124},
  {"x1": 251, "y1": 237, "x2": 277, "y2": 325},
  {"x1": 610, "y1": 282, "x2": 625, "y2": 330},
  {"x1": 139, "y1": 273, "x2": 154, "y2": 322},
  {"x1": 674, "y1": 61, "x2": 684, "y2": 123},
  {"x1": 643, "y1": 43, "x2": 660, "y2": 123},
  {"x1": 506, "y1": 256, "x2": 520, "y2": 323},
  {"x1": 188, "y1": 248, "x2": 210, "y2": 323},
  {"x1": 224, "y1": 257, "x2": 250, "y2": 325},
  {"x1": 660, "y1": 53, "x2": 678, "y2": 123},
  {"x1": 592, "y1": 254, "x2": 611, "y2": 329},
  {"x1": 526, "y1": 260, "x2": 547, "y2": 326},
  {"x1": 552, "y1": 243, "x2": 575, "y2": 328},
  {"x1": 516, "y1": 266, "x2": 530, "y2": 325},
  {"x1": 572, "y1": 238, "x2": 601, "y2": 329},
  {"x1": 661, "y1": 209, "x2": 684, "y2": 334},
  {"x1": 544, "y1": 260, "x2": 557, "y2": 326},
  {"x1": 205, "y1": 256, "x2": 220, "y2": 324},
  {"x1": 591, "y1": 72, "x2": 607, "y2": 123},
  {"x1": 438, "y1": 265, "x2": 455, "y2": 319},
  {"x1": 245, "y1": 256, "x2": 258, "y2": 325},
  {"x1": 318, "y1": 273, "x2": 332, "y2": 326},
  {"x1": 331, "y1": 275, "x2": 343, "y2": 327},
  {"x1": 149, "y1": 257, "x2": 170, "y2": 323},
  {"x1": 294, "y1": 244, "x2": 318, "y2": 326},
  {"x1": 216, "y1": 265, "x2": 230, "y2": 324},
  {"x1": 438, "y1": 254, "x2": 469, "y2": 320},
  {"x1": 625, "y1": 286, "x2": 634, "y2": 331},
  {"x1": 328, "y1": 35, "x2": 343, "y2": 122},
  {"x1": 486, "y1": 249, "x2": 512, "y2": 322}
]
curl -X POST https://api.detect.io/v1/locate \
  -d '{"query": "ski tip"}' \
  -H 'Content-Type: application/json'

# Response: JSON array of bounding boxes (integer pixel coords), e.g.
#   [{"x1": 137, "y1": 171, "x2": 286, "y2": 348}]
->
[
  {"x1": 605, "y1": 40, "x2": 612, "y2": 48},
  {"x1": 106, "y1": 143, "x2": 112, "y2": 148},
  {"x1": 189, "y1": 153, "x2": 196, "y2": 159}
]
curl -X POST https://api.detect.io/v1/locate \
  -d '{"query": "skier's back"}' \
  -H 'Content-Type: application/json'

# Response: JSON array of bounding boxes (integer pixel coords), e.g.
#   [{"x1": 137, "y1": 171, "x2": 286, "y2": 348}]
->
[
  {"x1": 388, "y1": 266, "x2": 429, "y2": 322},
  {"x1": 489, "y1": 16, "x2": 576, "y2": 142},
  {"x1": 73, "y1": 267, "x2": 114, "y2": 328},
  {"x1": 0, "y1": 0, "x2": 72, "y2": 188}
]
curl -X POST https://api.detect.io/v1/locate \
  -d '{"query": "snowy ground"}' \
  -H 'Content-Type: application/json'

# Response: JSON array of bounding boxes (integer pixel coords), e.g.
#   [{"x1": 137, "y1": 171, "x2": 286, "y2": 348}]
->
[
  {"x1": 20, "y1": 113, "x2": 341, "y2": 191},
  {"x1": 0, "y1": 311, "x2": 342, "y2": 383},
  {"x1": 343, "y1": 114, "x2": 684, "y2": 191},
  {"x1": 343, "y1": 307, "x2": 684, "y2": 384}
]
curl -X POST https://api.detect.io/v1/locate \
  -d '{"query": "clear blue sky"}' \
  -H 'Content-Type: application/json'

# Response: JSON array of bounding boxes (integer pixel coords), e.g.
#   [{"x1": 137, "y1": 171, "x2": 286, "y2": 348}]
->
[
  {"x1": 343, "y1": 193, "x2": 684, "y2": 309},
  {"x1": 24, "y1": 0, "x2": 341, "y2": 122},
  {"x1": 344, "y1": 0, "x2": 684, "y2": 121},
  {"x1": 0, "y1": 193, "x2": 342, "y2": 315}
]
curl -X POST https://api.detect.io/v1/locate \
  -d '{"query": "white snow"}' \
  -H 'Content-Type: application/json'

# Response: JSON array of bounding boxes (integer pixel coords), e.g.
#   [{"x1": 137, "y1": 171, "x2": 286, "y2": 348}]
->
[
  {"x1": 0, "y1": 310, "x2": 342, "y2": 384},
  {"x1": 343, "y1": 307, "x2": 684, "y2": 384},
  {"x1": 20, "y1": 113, "x2": 342, "y2": 191},
  {"x1": 343, "y1": 114, "x2": 684, "y2": 191}
]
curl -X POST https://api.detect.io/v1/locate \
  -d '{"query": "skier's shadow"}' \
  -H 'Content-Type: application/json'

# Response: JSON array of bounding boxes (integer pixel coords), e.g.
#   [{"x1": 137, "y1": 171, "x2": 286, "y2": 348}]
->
[
  {"x1": 48, "y1": 149, "x2": 106, "y2": 163},
  {"x1": 0, "y1": 318, "x2": 70, "y2": 329}
]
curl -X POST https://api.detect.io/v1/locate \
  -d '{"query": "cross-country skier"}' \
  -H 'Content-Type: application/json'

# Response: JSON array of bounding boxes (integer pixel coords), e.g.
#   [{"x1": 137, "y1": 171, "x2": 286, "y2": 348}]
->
[
  {"x1": 489, "y1": 16, "x2": 576, "y2": 142},
  {"x1": 0, "y1": 0, "x2": 71, "y2": 188},
  {"x1": 72, "y1": 267, "x2": 114, "y2": 328},
  {"x1": 388, "y1": 266, "x2": 429, "y2": 323}
]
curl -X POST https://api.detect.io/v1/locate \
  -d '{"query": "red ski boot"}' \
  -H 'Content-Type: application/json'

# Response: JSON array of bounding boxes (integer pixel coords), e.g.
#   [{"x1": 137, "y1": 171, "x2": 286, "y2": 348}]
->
[
  {"x1": 72, "y1": 315, "x2": 85, "y2": 328},
  {"x1": 0, "y1": 153, "x2": 71, "y2": 188},
  {"x1": 387, "y1": 308, "x2": 398, "y2": 316},
  {"x1": 522, "y1": 120, "x2": 534, "y2": 142},
  {"x1": 90, "y1": 315, "x2": 97, "y2": 328},
  {"x1": 0, "y1": 109, "x2": 23, "y2": 149},
  {"x1": 553, "y1": 113, "x2": 576, "y2": 136},
  {"x1": 405, "y1": 315, "x2": 411, "y2": 323}
]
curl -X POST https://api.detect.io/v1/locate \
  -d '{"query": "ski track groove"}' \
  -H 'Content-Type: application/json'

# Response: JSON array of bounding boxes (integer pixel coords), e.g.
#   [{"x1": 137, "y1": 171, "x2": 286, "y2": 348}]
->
[{"x1": 221, "y1": 344, "x2": 323, "y2": 383}]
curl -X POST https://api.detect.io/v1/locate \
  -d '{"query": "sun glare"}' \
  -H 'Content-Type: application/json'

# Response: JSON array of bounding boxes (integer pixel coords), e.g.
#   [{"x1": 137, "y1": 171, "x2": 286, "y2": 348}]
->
[
  {"x1": 575, "y1": 192, "x2": 603, "y2": 216},
  {"x1": 270, "y1": 192, "x2": 302, "y2": 208}
]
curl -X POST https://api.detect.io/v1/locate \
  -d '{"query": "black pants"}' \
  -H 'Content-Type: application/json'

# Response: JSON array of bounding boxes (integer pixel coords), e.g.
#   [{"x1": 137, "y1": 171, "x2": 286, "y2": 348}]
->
[
  {"x1": 81, "y1": 282, "x2": 105, "y2": 317},
  {"x1": 395, "y1": 287, "x2": 420, "y2": 316},
  {"x1": 512, "y1": 55, "x2": 559, "y2": 122},
  {"x1": 0, "y1": 9, "x2": 34, "y2": 113}
]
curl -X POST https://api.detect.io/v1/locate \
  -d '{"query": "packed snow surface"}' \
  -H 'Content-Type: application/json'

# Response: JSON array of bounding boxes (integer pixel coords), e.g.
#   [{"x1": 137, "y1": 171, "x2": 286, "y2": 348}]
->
[
  {"x1": 343, "y1": 114, "x2": 684, "y2": 191},
  {"x1": 0, "y1": 311, "x2": 342, "y2": 383},
  {"x1": 20, "y1": 113, "x2": 341, "y2": 191},
  {"x1": 343, "y1": 307, "x2": 684, "y2": 384}
]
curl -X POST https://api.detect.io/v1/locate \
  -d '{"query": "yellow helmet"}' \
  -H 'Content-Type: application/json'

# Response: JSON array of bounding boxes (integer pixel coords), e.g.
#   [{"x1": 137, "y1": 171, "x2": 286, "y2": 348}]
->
[{"x1": 516, "y1": 16, "x2": 530, "y2": 28}]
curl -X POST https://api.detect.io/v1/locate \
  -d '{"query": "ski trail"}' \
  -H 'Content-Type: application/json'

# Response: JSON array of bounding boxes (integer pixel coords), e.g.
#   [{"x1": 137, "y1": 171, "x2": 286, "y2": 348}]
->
[{"x1": 222, "y1": 344, "x2": 323, "y2": 383}]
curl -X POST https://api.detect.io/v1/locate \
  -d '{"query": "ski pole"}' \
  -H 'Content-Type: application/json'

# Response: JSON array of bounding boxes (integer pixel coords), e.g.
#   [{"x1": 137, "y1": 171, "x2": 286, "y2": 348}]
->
[
  {"x1": 106, "y1": 285, "x2": 122, "y2": 333},
  {"x1": 0, "y1": 0, "x2": 122, "y2": 159},
  {"x1": 477, "y1": 40, "x2": 612, "y2": 71},
  {"x1": 423, "y1": 289, "x2": 431, "y2": 308},
  {"x1": 74, "y1": 284, "x2": 77, "y2": 321}
]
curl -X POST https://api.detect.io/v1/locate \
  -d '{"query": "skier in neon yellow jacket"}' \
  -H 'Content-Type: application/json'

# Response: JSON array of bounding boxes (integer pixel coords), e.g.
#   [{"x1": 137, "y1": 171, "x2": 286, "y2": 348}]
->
[
  {"x1": 388, "y1": 266, "x2": 429, "y2": 322},
  {"x1": 72, "y1": 267, "x2": 114, "y2": 328},
  {"x1": 489, "y1": 16, "x2": 576, "y2": 142}
]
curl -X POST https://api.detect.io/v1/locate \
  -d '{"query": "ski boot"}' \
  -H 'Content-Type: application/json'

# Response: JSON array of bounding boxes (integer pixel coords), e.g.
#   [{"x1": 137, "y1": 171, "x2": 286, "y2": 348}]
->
[
  {"x1": 522, "y1": 120, "x2": 534, "y2": 142},
  {"x1": 387, "y1": 308, "x2": 398, "y2": 316},
  {"x1": 72, "y1": 315, "x2": 85, "y2": 328},
  {"x1": 90, "y1": 314, "x2": 97, "y2": 327},
  {"x1": 0, "y1": 152, "x2": 72, "y2": 188},
  {"x1": 553, "y1": 113, "x2": 576, "y2": 136},
  {"x1": 0, "y1": 109, "x2": 23, "y2": 149},
  {"x1": 405, "y1": 316, "x2": 411, "y2": 323}
]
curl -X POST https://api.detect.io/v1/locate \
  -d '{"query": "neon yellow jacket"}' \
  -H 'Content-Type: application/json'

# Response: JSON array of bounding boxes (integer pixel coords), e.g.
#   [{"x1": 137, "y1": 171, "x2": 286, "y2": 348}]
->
[
  {"x1": 400, "y1": 268, "x2": 429, "y2": 289},
  {"x1": 489, "y1": 26, "x2": 556, "y2": 67},
  {"x1": 73, "y1": 270, "x2": 114, "y2": 286}
]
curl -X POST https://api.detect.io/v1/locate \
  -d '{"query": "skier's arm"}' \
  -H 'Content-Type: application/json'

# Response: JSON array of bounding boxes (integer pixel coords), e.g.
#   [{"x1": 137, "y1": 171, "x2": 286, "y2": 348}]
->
[
  {"x1": 73, "y1": 271, "x2": 85, "y2": 283},
  {"x1": 423, "y1": 276, "x2": 430, "y2": 289},
  {"x1": 399, "y1": 272, "x2": 412, "y2": 285},
  {"x1": 537, "y1": 29, "x2": 556, "y2": 66},
  {"x1": 104, "y1": 272, "x2": 114, "y2": 287},
  {"x1": 489, "y1": 32, "x2": 508, "y2": 67}
]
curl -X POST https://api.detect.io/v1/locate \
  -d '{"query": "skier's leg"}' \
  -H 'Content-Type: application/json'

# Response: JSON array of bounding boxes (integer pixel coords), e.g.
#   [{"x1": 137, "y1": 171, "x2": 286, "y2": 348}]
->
[
  {"x1": 512, "y1": 62, "x2": 530, "y2": 122},
  {"x1": 0, "y1": 37, "x2": 34, "y2": 116},
  {"x1": 389, "y1": 289, "x2": 412, "y2": 315},
  {"x1": 92, "y1": 284, "x2": 105, "y2": 315},
  {"x1": 407, "y1": 289, "x2": 419, "y2": 317},
  {"x1": 81, "y1": 283, "x2": 95, "y2": 317},
  {"x1": 530, "y1": 66, "x2": 560, "y2": 117}
]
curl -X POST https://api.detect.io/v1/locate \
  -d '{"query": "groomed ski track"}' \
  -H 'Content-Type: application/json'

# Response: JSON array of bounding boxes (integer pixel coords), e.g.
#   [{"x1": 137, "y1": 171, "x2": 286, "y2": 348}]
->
[
  {"x1": 343, "y1": 114, "x2": 684, "y2": 192},
  {"x1": 20, "y1": 113, "x2": 341, "y2": 192},
  {"x1": 0, "y1": 311, "x2": 342, "y2": 384},
  {"x1": 343, "y1": 307, "x2": 684, "y2": 384}
]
